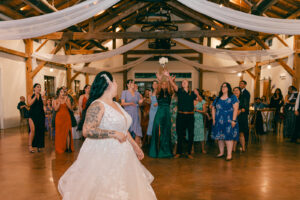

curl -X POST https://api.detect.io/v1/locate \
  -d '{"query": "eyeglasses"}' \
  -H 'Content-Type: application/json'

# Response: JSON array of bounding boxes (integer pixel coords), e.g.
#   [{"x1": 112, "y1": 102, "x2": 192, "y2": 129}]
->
[{"x1": 222, "y1": 86, "x2": 227, "y2": 88}]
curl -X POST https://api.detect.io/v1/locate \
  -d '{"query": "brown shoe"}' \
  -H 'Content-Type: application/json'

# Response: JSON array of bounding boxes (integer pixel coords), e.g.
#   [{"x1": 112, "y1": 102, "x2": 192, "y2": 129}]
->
[
  {"x1": 187, "y1": 154, "x2": 194, "y2": 159},
  {"x1": 174, "y1": 154, "x2": 181, "y2": 159}
]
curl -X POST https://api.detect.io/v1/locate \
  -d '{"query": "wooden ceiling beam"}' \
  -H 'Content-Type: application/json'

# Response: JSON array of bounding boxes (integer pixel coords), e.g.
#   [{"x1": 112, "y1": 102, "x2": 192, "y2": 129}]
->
[
  {"x1": 251, "y1": 0, "x2": 280, "y2": 15},
  {"x1": 0, "y1": 46, "x2": 28, "y2": 58},
  {"x1": 253, "y1": 36, "x2": 295, "y2": 77},
  {"x1": 94, "y1": 2, "x2": 149, "y2": 32},
  {"x1": 167, "y1": 1, "x2": 222, "y2": 30},
  {"x1": 0, "y1": 4, "x2": 24, "y2": 19},
  {"x1": 21, "y1": 0, "x2": 45, "y2": 14},
  {"x1": 36, "y1": 30, "x2": 259, "y2": 40}
]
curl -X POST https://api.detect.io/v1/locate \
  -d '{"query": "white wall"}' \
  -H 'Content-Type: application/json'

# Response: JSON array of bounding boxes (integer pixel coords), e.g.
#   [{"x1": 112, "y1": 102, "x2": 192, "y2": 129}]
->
[
  {"x1": 0, "y1": 39, "x2": 93, "y2": 129},
  {"x1": 0, "y1": 50, "x2": 26, "y2": 129}
]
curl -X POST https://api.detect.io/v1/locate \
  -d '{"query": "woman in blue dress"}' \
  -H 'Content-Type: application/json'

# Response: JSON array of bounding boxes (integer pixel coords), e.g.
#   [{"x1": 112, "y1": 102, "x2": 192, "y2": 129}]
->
[
  {"x1": 146, "y1": 81, "x2": 158, "y2": 145},
  {"x1": 121, "y1": 80, "x2": 144, "y2": 147},
  {"x1": 194, "y1": 89, "x2": 207, "y2": 154},
  {"x1": 212, "y1": 82, "x2": 239, "y2": 161}
]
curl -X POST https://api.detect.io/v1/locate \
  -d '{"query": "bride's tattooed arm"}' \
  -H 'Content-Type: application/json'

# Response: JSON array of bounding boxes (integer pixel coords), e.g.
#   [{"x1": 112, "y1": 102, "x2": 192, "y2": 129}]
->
[{"x1": 82, "y1": 101, "x2": 116, "y2": 139}]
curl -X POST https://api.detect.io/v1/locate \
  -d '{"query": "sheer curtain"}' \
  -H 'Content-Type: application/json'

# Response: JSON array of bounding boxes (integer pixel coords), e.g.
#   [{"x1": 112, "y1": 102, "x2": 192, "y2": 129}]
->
[
  {"x1": 173, "y1": 38, "x2": 294, "y2": 63},
  {"x1": 72, "y1": 55, "x2": 153, "y2": 74},
  {"x1": 178, "y1": 0, "x2": 300, "y2": 35},
  {"x1": 0, "y1": 0, "x2": 120, "y2": 40},
  {"x1": 32, "y1": 39, "x2": 146, "y2": 64}
]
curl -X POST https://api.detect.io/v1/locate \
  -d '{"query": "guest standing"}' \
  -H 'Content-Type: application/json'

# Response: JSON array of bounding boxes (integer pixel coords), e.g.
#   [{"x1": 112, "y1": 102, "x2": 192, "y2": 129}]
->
[
  {"x1": 233, "y1": 87, "x2": 248, "y2": 152},
  {"x1": 44, "y1": 98, "x2": 54, "y2": 139},
  {"x1": 78, "y1": 85, "x2": 90, "y2": 118},
  {"x1": 212, "y1": 82, "x2": 239, "y2": 161},
  {"x1": 292, "y1": 92, "x2": 300, "y2": 143},
  {"x1": 165, "y1": 70, "x2": 196, "y2": 159},
  {"x1": 193, "y1": 89, "x2": 207, "y2": 154},
  {"x1": 17, "y1": 96, "x2": 29, "y2": 128},
  {"x1": 53, "y1": 87, "x2": 74, "y2": 153},
  {"x1": 146, "y1": 81, "x2": 158, "y2": 146},
  {"x1": 141, "y1": 89, "x2": 151, "y2": 144},
  {"x1": 283, "y1": 86, "x2": 298, "y2": 138},
  {"x1": 121, "y1": 80, "x2": 144, "y2": 147},
  {"x1": 270, "y1": 88, "x2": 284, "y2": 133},
  {"x1": 239, "y1": 80, "x2": 250, "y2": 145},
  {"x1": 28, "y1": 83, "x2": 46, "y2": 153},
  {"x1": 149, "y1": 80, "x2": 173, "y2": 158}
]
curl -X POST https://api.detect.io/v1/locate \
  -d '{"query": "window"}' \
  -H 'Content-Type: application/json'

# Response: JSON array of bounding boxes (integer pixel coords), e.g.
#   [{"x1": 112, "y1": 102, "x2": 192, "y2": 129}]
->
[
  {"x1": 44, "y1": 76, "x2": 55, "y2": 98},
  {"x1": 74, "y1": 80, "x2": 80, "y2": 95},
  {"x1": 135, "y1": 82, "x2": 153, "y2": 94}
]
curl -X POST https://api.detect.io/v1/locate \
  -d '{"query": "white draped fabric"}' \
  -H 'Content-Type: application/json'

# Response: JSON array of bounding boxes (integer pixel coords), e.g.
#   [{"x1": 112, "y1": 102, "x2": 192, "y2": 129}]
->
[
  {"x1": 72, "y1": 55, "x2": 153, "y2": 74},
  {"x1": 0, "y1": 0, "x2": 120, "y2": 40},
  {"x1": 32, "y1": 39, "x2": 146, "y2": 64},
  {"x1": 170, "y1": 54, "x2": 254, "y2": 73},
  {"x1": 178, "y1": 0, "x2": 300, "y2": 35},
  {"x1": 173, "y1": 38, "x2": 294, "y2": 63}
]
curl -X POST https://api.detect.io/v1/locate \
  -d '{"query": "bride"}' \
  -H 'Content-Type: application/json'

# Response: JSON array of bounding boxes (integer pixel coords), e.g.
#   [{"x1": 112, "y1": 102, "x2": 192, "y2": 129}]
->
[{"x1": 58, "y1": 71, "x2": 157, "y2": 200}]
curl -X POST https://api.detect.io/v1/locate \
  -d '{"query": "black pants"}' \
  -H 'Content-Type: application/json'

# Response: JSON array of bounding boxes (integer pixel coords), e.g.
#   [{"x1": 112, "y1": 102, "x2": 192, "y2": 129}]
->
[
  {"x1": 176, "y1": 113, "x2": 194, "y2": 155},
  {"x1": 291, "y1": 115, "x2": 300, "y2": 142}
]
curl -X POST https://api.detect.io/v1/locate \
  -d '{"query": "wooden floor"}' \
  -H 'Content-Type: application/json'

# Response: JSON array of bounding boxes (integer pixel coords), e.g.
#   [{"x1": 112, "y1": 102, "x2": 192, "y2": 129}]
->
[{"x1": 0, "y1": 127, "x2": 300, "y2": 200}]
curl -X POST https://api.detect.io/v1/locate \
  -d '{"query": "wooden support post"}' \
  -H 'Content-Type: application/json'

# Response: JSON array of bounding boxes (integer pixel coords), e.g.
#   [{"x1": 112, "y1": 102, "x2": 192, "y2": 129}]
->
[
  {"x1": 123, "y1": 38, "x2": 128, "y2": 90},
  {"x1": 254, "y1": 63, "x2": 261, "y2": 98},
  {"x1": 198, "y1": 37, "x2": 204, "y2": 90},
  {"x1": 66, "y1": 65, "x2": 72, "y2": 89},
  {"x1": 85, "y1": 73, "x2": 89, "y2": 85},
  {"x1": 25, "y1": 39, "x2": 33, "y2": 101},
  {"x1": 293, "y1": 35, "x2": 300, "y2": 89}
]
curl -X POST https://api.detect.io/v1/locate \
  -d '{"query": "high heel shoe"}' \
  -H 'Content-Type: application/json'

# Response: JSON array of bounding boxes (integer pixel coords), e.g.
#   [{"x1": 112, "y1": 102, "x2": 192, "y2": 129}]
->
[
  {"x1": 29, "y1": 146, "x2": 35, "y2": 153},
  {"x1": 216, "y1": 154, "x2": 225, "y2": 158},
  {"x1": 226, "y1": 157, "x2": 233, "y2": 161}
]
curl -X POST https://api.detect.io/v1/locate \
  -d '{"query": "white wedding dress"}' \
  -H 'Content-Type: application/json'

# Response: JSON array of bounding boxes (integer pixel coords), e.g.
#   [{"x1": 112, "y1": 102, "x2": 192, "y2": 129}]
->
[{"x1": 58, "y1": 100, "x2": 157, "y2": 200}]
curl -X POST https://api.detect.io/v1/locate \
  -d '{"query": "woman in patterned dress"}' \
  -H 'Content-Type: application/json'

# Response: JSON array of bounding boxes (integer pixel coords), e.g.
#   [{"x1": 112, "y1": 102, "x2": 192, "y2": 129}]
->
[
  {"x1": 193, "y1": 89, "x2": 207, "y2": 154},
  {"x1": 212, "y1": 82, "x2": 239, "y2": 161}
]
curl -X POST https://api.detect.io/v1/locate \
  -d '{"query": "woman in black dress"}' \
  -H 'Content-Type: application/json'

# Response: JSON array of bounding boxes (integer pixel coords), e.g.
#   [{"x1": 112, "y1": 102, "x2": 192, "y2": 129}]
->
[
  {"x1": 233, "y1": 87, "x2": 248, "y2": 152},
  {"x1": 270, "y1": 88, "x2": 284, "y2": 133},
  {"x1": 28, "y1": 83, "x2": 45, "y2": 153}
]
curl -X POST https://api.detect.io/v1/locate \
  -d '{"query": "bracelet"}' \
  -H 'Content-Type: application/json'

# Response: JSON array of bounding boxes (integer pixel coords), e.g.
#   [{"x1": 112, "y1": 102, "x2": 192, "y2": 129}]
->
[{"x1": 232, "y1": 120, "x2": 237, "y2": 122}]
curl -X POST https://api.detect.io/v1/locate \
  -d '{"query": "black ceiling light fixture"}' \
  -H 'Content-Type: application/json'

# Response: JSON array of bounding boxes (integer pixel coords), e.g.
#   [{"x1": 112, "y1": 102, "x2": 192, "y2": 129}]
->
[{"x1": 136, "y1": 3, "x2": 177, "y2": 49}]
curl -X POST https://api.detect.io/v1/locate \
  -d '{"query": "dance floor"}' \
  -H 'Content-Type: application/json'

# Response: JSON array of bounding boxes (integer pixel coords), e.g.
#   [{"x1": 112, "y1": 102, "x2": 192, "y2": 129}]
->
[{"x1": 0, "y1": 127, "x2": 300, "y2": 200}]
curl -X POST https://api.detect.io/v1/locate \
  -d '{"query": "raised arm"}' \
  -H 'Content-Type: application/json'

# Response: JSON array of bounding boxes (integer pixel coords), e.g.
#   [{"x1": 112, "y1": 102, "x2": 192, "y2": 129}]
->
[
  {"x1": 82, "y1": 101, "x2": 126, "y2": 142},
  {"x1": 53, "y1": 99, "x2": 61, "y2": 111},
  {"x1": 164, "y1": 70, "x2": 178, "y2": 92}
]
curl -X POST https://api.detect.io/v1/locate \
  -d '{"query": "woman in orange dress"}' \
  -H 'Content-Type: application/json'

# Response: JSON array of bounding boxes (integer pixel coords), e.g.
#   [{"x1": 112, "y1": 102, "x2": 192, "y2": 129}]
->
[
  {"x1": 78, "y1": 85, "x2": 90, "y2": 118},
  {"x1": 53, "y1": 87, "x2": 74, "y2": 153}
]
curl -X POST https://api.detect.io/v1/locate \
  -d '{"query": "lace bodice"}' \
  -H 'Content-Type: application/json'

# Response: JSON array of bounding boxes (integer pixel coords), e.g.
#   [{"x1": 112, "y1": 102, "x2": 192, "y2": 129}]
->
[{"x1": 96, "y1": 100, "x2": 132, "y2": 134}]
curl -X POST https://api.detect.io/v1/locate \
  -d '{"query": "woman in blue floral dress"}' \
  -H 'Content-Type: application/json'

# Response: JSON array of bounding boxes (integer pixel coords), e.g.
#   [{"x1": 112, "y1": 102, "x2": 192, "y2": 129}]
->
[{"x1": 212, "y1": 82, "x2": 239, "y2": 161}]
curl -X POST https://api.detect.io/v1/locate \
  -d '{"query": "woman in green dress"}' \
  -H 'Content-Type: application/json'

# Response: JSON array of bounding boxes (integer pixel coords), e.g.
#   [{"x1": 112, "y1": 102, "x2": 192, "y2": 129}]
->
[
  {"x1": 193, "y1": 89, "x2": 207, "y2": 154},
  {"x1": 149, "y1": 81, "x2": 173, "y2": 158}
]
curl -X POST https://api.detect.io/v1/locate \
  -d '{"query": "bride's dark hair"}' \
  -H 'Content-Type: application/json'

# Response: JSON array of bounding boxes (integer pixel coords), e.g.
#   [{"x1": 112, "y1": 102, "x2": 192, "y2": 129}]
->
[{"x1": 77, "y1": 71, "x2": 113, "y2": 131}]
